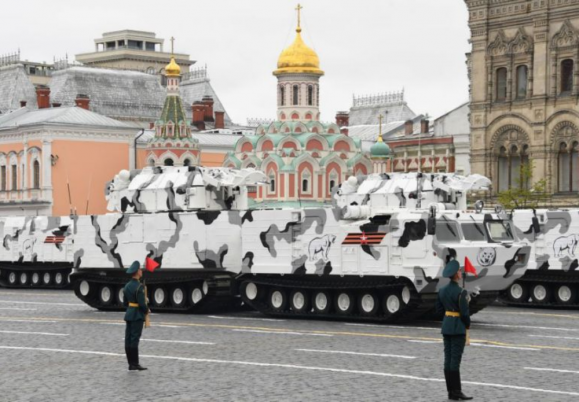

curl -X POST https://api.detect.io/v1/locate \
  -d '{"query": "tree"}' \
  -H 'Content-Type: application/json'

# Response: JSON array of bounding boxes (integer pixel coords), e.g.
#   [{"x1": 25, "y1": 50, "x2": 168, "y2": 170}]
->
[{"x1": 497, "y1": 162, "x2": 549, "y2": 209}]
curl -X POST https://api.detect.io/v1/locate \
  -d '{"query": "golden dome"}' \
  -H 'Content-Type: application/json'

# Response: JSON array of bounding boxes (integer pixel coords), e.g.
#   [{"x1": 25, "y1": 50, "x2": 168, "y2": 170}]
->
[
  {"x1": 165, "y1": 56, "x2": 181, "y2": 77},
  {"x1": 274, "y1": 28, "x2": 324, "y2": 76}
]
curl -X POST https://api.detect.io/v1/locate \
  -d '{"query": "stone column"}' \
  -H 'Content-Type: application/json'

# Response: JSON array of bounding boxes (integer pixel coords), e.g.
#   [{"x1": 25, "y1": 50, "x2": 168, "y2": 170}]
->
[{"x1": 22, "y1": 142, "x2": 28, "y2": 192}]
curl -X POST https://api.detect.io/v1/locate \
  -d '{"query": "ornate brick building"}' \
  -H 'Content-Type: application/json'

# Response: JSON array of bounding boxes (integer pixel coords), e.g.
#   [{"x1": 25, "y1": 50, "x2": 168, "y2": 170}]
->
[{"x1": 465, "y1": 0, "x2": 579, "y2": 205}]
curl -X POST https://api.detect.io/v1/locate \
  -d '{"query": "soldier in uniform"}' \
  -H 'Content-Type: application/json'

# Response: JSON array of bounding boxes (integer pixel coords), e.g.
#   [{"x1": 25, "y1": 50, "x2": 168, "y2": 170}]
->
[
  {"x1": 435, "y1": 260, "x2": 473, "y2": 400},
  {"x1": 123, "y1": 261, "x2": 149, "y2": 371}
]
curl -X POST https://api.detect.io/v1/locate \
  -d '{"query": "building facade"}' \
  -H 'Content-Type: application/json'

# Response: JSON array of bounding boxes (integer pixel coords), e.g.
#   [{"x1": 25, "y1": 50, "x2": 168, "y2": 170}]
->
[
  {"x1": 223, "y1": 9, "x2": 371, "y2": 204},
  {"x1": 466, "y1": 0, "x2": 579, "y2": 205}
]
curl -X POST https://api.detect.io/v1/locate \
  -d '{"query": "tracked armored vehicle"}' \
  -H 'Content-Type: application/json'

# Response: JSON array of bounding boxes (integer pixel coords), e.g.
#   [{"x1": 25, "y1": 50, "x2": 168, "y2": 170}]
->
[
  {"x1": 69, "y1": 166, "x2": 268, "y2": 312},
  {"x1": 501, "y1": 209, "x2": 579, "y2": 308},
  {"x1": 0, "y1": 215, "x2": 75, "y2": 289},
  {"x1": 237, "y1": 173, "x2": 531, "y2": 321}
]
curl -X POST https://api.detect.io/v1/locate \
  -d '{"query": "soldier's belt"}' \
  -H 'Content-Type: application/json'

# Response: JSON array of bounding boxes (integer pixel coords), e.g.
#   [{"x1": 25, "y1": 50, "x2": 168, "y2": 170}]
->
[
  {"x1": 128, "y1": 303, "x2": 139, "y2": 308},
  {"x1": 445, "y1": 311, "x2": 460, "y2": 317}
]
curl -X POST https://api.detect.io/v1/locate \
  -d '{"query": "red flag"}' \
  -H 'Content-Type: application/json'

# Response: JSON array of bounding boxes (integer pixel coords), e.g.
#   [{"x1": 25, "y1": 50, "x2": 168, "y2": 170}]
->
[
  {"x1": 464, "y1": 256, "x2": 478, "y2": 277},
  {"x1": 145, "y1": 257, "x2": 160, "y2": 272}
]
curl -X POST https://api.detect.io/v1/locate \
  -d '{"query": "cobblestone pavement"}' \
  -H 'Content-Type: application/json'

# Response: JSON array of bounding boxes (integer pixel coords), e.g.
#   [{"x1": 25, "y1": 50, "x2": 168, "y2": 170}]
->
[{"x1": 0, "y1": 289, "x2": 579, "y2": 401}]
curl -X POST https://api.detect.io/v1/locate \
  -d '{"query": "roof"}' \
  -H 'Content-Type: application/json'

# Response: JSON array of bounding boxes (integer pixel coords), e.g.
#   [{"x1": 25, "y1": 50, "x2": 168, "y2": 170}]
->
[
  {"x1": 0, "y1": 106, "x2": 134, "y2": 130},
  {"x1": 138, "y1": 129, "x2": 241, "y2": 148},
  {"x1": 349, "y1": 101, "x2": 416, "y2": 126},
  {"x1": 0, "y1": 64, "x2": 38, "y2": 114},
  {"x1": 49, "y1": 67, "x2": 231, "y2": 124}
]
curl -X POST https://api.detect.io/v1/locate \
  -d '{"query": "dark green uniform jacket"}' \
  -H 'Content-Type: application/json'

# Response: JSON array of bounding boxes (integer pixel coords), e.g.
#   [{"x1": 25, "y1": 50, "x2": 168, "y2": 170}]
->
[
  {"x1": 123, "y1": 279, "x2": 148, "y2": 322},
  {"x1": 435, "y1": 281, "x2": 471, "y2": 335}
]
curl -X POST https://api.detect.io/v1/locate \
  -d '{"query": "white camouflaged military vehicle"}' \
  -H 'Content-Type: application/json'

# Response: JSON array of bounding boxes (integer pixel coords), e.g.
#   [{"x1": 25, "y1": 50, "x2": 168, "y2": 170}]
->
[
  {"x1": 501, "y1": 209, "x2": 579, "y2": 308},
  {"x1": 237, "y1": 173, "x2": 531, "y2": 321}
]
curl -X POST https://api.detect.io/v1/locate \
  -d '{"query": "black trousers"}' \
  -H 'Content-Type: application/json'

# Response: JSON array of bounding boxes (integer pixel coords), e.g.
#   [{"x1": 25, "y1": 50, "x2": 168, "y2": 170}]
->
[
  {"x1": 443, "y1": 335, "x2": 466, "y2": 371},
  {"x1": 125, "y1": 320, "x2": 144, "y2": 349}
]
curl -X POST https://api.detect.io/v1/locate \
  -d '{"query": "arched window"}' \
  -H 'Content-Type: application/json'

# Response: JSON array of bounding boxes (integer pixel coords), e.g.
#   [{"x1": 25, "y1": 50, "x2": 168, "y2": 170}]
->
[
  {"x1": 33, "y1": 160, "x2": 40, "y2": 189},
  {"x1": 293, "y1": 85, "x2": 299, "y2": 106},
  {"x1": 280, "y1": 86, "x2": 285, "y2": 106},
  {"x1": 496, "y1": 67, "x2": 507, "y2": 101},
  {"x1": 11, "y1": 164, "x2": 17, "y2": 190},
  {"x1": 516, "y1": 65, "x2": 528, "y2": 99},
  {"x1": 0, "y1": 165, "x2": 5, "y2": 191},
  {"x1": 561, "y1": 59, "x2": 574, "y2": 94},
  {"x1": 183, "y1": 159, "x2": 191, "y2": 167},
  {"x1": 302, "y1": 178, "x2": 309, "y2": 192},
  {"x1": 164, "y1": 158, "x2": 174, "y2": 166},
  {"x1": 146, "y1": 67, "x2": 155, "y2": 75},
  {"x1": 558, "y1": 141, "x2": 579, "y2": 192},
  {"x1": 269, "y1": 176, "x2": 276, "y2": 193},
  {"x1": 497, "y1": 145, "x2": 528, "y2": 191},
  {"x1": 148, "y1": 159, "x2": 155, "y2": 167},
  {"x1": 307, "y1": 85, "x2": 313, "y2": 106},
  {"x1": 329, "y1": 179, "x2": 336, "y2": 190}
]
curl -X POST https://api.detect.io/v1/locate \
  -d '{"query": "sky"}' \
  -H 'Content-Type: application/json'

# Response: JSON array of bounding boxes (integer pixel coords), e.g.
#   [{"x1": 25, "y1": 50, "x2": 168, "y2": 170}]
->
[{"x1": 2, "y1": 0, "x2": 471, "y2": 125}]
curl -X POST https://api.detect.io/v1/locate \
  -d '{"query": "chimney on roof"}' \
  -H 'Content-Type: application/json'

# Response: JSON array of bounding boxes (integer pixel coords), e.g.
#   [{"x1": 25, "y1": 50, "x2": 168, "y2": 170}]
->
[
  {"x1": 75, "y1": 94, "x2": 90, "y2": 110},
  {"x1": 52, "y1": 103, "x2": 61, "y2": 108},
  {"x1": 192, "y1": 102, "x2": 206, "y2": 131},
  {"x1": 404, "y1": 120, "x2": 414, "y2": 135},
  {"x1": 202, "y1": 96, "x2": 214, "y2": 122},
  {"x1": 335, "y1": 111, "x2": 349, "y2": 135},
  {"x1": 149, "y1": 122, "x2": 155, "y2": 129},
  {"x1": 36, "y1": 85, "x2": 50, "y2": 109},
  {"x1": 20, "y1": 101, "x2": 27, "y2": 108},
  {"x1": 420, "y1": 119, "x2": 429, "y2": 134},
  {"x1": 215, "y1": 111, "x2": 225, "y2": 129}
]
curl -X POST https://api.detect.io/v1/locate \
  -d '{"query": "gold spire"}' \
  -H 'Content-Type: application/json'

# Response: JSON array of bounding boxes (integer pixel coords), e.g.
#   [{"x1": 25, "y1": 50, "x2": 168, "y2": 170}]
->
[
  {"x1": 273, "y1": 4, "x2": 324, "y2": 76},
  {"x1": 165, "y1": 36, "x2": 181, "y2": 77},
  {"x1": 378, "y1": 114, "x2": 383, "y2": 142}
]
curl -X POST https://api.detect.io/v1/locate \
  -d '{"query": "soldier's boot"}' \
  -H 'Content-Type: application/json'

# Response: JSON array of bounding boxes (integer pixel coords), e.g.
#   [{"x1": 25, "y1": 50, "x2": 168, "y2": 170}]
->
[
  {"x1": 450, "y1": 371, "x2": 473, "y2": 400},
  {"x1": 125, "y1": 346, "x2": 133, "y2": 369},
  {"x1": 133, "y1": 347, "x2": 148, "y2": 371},
  {"x1": 128, "y1": 348, "x2": 138, "y2": 371},
  {"x1": 444, "y1": 370, "x2": 452, "y2": 398}
]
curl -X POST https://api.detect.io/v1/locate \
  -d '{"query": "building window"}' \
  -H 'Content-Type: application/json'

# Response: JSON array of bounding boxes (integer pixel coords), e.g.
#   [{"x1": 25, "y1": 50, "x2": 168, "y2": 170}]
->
[
  {"x1": 496, "y1": 67, "x2": 507, "y2": 101},
  {"x1": 308, "y1": 85, "x2": 313, "y2": 106},
  {"x1": 33, "y1": 160, "x2": 40, "y2": 189},
  {"x1": 183, "y1": 159, "x2": 191, "y2": 167},
  {"x1": 561, "y1": 59, "x2": 574, "y2": 94},
  {"x1": 0, "y1": 166, "x2": 5, "y2": 191},
  {"x1": 280, "y1": 86, "x2": 285, "y2": 106},
  {"x1": 558, "y1": 141, "x2": 579, "y2": 192},
  {"x1": 148, "y1": 159, "x2": 155, "y2": 167},
  {"x1": 329, "y1": 179, "x2": 336, "y2": 190},
  {"x1": 293, "y1": 85, "x2": 299, "y2": 106},
  {"x1": 269, "y1": 176, "x2": 276, "y2": 193},
  {"x1": 302, "y1": 178, "x2": 309, "y2": 192},
  {"x1": 497, "y1": 145, "x2": 528, "y2": 191},
  {"x1": 11, "y1": 164, "x2": 17, "y2": 190},
  {"x1": 516, "y1": 65, "x2": 528, "y2": 99},
  {"x1": 164, "y1": 158, "x2": 174, "y2": 166}
]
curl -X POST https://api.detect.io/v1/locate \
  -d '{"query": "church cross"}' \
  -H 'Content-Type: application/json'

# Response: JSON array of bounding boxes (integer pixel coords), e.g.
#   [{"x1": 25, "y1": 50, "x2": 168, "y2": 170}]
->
[
  {"x1": 170, "y1": 37, "x2": 175, "y2": 55},
  {"x1": 378, "y1": 114, "x2": 383, "y2": 142},
  {"x1": 296, "y1": 4, "x2": 303, "y2": 29}
]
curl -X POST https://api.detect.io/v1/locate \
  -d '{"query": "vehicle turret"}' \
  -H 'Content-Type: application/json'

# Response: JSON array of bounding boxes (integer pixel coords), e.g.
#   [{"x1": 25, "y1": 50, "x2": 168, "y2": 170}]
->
[{"x1": 106, "y1": 166, "x2": 268, "y2": 213}]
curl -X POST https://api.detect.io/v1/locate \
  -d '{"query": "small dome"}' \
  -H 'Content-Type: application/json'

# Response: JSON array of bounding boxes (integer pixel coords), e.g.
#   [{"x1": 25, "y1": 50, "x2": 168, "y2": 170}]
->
[
  {"x1": 274, "y1": 28, "x2": 323, "y2": 76},
  {"x1": 371, "y1": 138, "x2": 391, "y2": 158},
  {"x1": 165, "y1": 56, "x2": 181, "y2": 77}
]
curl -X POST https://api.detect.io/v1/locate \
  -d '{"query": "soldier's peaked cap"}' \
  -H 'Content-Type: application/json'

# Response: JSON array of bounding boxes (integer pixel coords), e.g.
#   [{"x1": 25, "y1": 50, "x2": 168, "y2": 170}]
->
[
  {"x1": 443, "y1": 260, "x2": 460, "y2": 278},
  {"x1": 127, "y1": 261, "x2": 141, "y2": 275}
]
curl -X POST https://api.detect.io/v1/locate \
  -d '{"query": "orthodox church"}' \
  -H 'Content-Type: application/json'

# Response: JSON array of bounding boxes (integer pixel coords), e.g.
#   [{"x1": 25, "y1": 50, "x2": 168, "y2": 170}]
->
[
  {"x1": 147, "y1": 48, "x2": 200, "y2": 167},
  {"x1": 224, "y1": 7, "x2": 372, "y2": 204}
]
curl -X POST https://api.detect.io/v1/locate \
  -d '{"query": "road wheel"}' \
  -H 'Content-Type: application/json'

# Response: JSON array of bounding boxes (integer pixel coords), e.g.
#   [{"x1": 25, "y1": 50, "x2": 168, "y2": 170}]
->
[
  {"x1": 152, "y1": 287, "x2": 167, "y2": 307},
  {"x1": 117, "y1": 287, "x2": 125, "y2": 305},
  {"x1": 79, "y1": 280, "x2": 91, "y2": 297},
  {"x1": 554, "y1": 285, "x2": 577, "y2": 305},
  {"x1": 507, "y1": 282, "x2": 529, "y2": 303},
  {"x1": 191, "y1": 287, "x2": 204, "y2": 305},
  {"x1": 335, "y1": 292, "x2": 355, "y2": 315},
  {"x1": 43, "y1": 272, "x2": 51, "y2": 285},
  {"x1": 170, "y1": 287, "x2": 187, "y2": 307},
  {"x1": 313, "y1": 291, "x2": 331, "y2": 314},
  {"x1": 99, "y1": 285, "x2": 113, "y2": 306},
  {"x1": 384, "y1": 293, "x2": 402, "y2": 317},
  {"x1": 530, "y1": 283, "x2": 552, "y2": 304},
  {"x1": 358, "y1": 292, "x2": 379, "y2": 316},
  {"x1": 242, "y1": 281, "x2": 262, "y2": 302},
  {"x1": 8, "y1": 272, "x2": 17, "y2": 285},
  {"x1": 268, "y1": 288, "x2": 288, "y2": 312},
  {"x1": 19, "y1": 272, "x2": 29, "y2": 286},
  {"x1": 290, "y1": 290, "x2": 310, "y2": 313},
  {"x1": 31, "y1": 273, "x2": 40, "y2": 286},
  {"x1": 54, "y1": 272, "x2": 64, "y2": 286}
]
